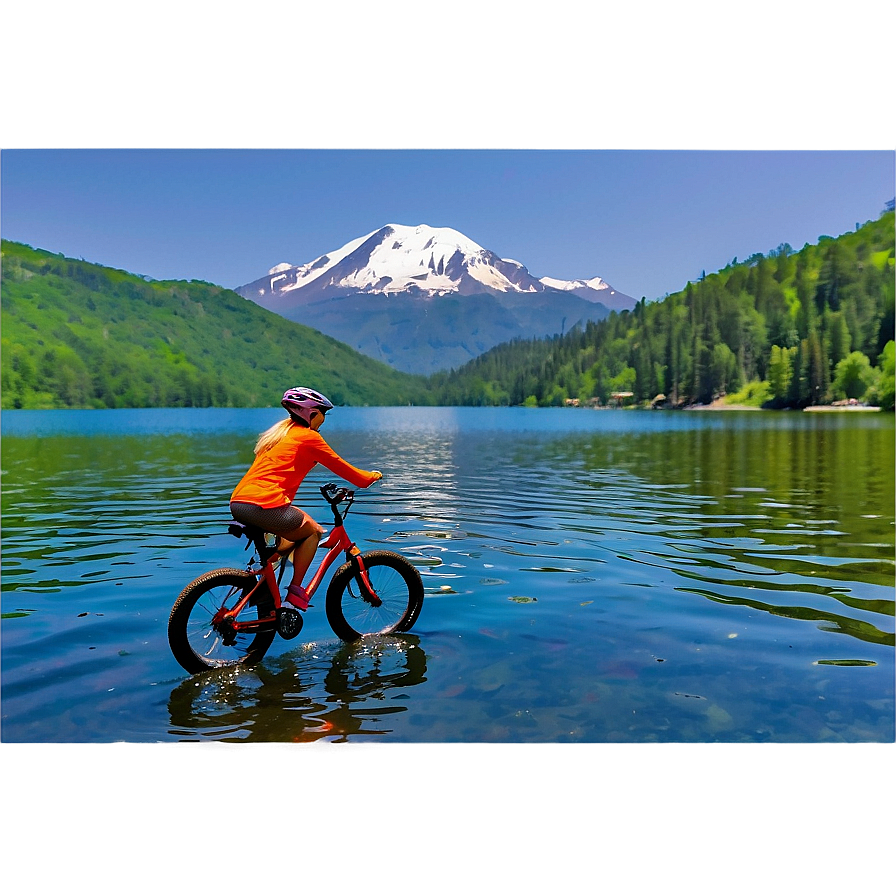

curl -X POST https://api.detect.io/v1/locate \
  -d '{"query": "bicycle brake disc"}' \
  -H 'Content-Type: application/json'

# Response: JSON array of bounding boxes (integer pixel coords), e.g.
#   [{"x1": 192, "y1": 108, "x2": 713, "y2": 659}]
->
[{"x1": 276, "y1": 607, "x2": 304, "y2": 640}]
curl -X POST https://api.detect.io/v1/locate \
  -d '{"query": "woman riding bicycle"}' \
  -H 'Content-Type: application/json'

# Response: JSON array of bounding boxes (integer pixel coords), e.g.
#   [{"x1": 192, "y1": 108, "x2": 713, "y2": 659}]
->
[{"x1": 230, "y1": 387, "x2": 382, "y2": 610}]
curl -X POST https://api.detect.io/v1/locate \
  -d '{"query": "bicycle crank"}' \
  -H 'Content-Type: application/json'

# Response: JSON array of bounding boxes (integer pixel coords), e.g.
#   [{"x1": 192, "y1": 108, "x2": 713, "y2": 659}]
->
[{"x1": 276, "y1": 607, "x2": 304, "y2": 640}]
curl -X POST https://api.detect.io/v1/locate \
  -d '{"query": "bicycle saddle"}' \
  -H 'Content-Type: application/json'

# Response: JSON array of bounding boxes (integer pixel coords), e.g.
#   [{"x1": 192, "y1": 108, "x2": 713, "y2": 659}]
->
[{"x1": 228, "y1": 520, "x2": 266, "y2": 541}]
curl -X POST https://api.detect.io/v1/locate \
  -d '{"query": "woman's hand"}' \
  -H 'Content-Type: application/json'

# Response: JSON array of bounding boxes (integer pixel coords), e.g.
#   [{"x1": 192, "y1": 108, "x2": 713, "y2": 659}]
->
[{"x1": 371, "y1": 470, "x2": 383, "y2": 482}]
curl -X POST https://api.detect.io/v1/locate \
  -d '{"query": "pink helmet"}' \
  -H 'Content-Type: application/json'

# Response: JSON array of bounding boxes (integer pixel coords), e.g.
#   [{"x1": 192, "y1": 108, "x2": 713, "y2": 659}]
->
[{"x1": 281, "y1": 387, "x2": 334, "y2": 425}]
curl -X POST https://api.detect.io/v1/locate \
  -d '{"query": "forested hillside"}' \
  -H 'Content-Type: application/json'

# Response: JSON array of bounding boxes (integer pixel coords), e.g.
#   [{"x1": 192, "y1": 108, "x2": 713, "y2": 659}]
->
[
  {"x1": 4, "y1": 212, "x2": 893, "y2": 413},
  {"x1": 427, "y1": 210, "x2": 895, "y2": 410},
  {"x1": 1, "y1": 241, "x2": 430, "y2": 410}
]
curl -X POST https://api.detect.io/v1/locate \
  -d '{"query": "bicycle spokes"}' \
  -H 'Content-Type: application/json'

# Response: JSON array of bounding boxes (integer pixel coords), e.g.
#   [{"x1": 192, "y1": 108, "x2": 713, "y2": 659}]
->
[{"x1": 169, "y1": 570, "x2": 277, "y2": 673}]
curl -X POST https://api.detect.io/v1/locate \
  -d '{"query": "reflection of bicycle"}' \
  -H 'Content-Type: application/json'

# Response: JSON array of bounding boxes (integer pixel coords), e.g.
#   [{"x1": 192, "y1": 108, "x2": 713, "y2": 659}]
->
[
  {"x1": 168, "y1": 483, "x2": 424, "y2": 674},
  {"x1": 166, "y1": 635, "x2": 428, "y2": 742}
]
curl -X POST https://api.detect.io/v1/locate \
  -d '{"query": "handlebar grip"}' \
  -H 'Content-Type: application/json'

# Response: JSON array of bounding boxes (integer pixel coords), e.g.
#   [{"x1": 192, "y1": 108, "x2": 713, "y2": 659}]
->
[{"x1": 320, "y1": 482, "x2": 352, "y2": 504}]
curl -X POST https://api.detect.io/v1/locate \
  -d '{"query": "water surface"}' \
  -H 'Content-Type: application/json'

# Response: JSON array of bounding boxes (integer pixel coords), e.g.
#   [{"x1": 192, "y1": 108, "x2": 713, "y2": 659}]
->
[{"x1": 2, "y1": 407, "x2": 893, "y2": 742}]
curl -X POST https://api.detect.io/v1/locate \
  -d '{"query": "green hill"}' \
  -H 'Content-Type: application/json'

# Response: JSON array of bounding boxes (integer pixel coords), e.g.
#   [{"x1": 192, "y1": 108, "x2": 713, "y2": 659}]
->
[
  {"x1": 427, "y1": 210, "x2": 895, "y2": 410},
  {"x1": 1, "y1": 241, "x2": 431, "y2": 410}
]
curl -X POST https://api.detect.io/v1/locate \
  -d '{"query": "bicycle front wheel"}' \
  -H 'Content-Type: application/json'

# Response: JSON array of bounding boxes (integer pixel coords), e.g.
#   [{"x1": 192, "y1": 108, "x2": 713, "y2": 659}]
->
[
  {"x1": 326, "y1": 551, "x2": 424, "y2": 641},
  {"x1": 168, "y1": 568, "x2": 276, "y2": 674}
]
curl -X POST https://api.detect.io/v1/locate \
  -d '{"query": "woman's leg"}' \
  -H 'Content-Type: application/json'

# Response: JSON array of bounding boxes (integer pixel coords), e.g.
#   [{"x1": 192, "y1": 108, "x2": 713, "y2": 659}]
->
[
  {"x1": 278, "y1": 516, "x2": 324, "y2": 589},
  {"x1": 230, "y1": 502, "x2": 322, "y2": 590}
]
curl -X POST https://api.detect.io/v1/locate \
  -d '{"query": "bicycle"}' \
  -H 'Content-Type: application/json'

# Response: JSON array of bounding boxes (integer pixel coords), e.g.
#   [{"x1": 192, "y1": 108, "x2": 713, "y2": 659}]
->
[{"x1": 168, "y1": 482, "x2": 424, "y2": 674}]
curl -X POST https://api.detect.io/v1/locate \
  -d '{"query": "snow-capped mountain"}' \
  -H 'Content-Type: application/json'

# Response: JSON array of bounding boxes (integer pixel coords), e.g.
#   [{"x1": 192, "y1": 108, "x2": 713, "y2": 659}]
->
[
  {"x1": 235, "y1": 224, "x2": 635, "y2": 374},
  {"x1": 240, "y1": 224, "x2": 634, "y2": 308}
]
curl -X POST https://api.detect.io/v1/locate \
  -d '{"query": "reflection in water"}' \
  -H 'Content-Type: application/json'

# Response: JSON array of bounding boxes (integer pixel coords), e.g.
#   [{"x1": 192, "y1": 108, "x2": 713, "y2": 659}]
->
[
  {"x1": 683, "y1": 587, "x2": 894, "y2": 647},
  {"x1": 167, "y1": 635, "x2": 427, "y2": 742},
  {"x1": 522, "y1": 415, "x2": 895, "y2": 651},
  {"x1": 2, "y1": 408, "x2": 893, "y2": 742}
]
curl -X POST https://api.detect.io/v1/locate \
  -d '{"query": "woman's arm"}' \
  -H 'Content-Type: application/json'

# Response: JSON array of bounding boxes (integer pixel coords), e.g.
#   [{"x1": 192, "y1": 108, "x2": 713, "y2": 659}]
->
[{"x1": 310, "y1": 433, "x2": 381, "y2": 488}]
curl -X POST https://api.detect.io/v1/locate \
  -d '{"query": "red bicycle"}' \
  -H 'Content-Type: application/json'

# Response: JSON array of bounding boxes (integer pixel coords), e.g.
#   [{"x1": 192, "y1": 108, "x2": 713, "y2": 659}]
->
[{"x1": 168, "y1": 482, "x2": 424, "y2": 674}]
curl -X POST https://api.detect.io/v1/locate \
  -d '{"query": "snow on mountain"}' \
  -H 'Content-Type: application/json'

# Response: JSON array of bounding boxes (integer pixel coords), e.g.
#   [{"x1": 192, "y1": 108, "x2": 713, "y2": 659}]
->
[
  {"x1": 250, "y1": 224, "x2": 541, "y2": 301},
  {"x1": 540, "y1": 275, "x2": 608, "y2": 292},
  {"x1": 539, "y1": 275, "x2": 634, "y2": 312},
  {"x1": 238, "y1": 223, "x2": 634, "y2": 310},
  {"x1": 234, "y1": 224, "x2": 636, "y2": 373}
]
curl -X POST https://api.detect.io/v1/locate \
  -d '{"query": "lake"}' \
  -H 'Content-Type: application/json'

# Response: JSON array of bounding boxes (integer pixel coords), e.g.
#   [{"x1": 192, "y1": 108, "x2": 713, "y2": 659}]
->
[{"x1": 1, "y1": 406, "x2": 893, "y2": 743}]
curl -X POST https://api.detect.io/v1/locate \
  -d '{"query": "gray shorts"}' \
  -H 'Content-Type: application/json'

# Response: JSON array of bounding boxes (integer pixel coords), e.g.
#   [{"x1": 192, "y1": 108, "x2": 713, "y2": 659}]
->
[{"x1": 230, "y1": 502, "x2": 307, "y2": 535}]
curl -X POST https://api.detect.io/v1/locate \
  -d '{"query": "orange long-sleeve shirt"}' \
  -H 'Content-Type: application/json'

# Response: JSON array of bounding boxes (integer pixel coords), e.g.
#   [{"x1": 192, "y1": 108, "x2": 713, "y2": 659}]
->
[{"x1": 230, "y1": 426, "x2": 378, "y2": 508}]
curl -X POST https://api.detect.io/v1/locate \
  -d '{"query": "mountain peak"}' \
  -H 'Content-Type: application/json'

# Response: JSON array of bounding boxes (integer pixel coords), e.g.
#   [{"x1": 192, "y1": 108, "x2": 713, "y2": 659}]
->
[
  {"x1": 240, "y1": 222, "x2": 634, "y2": 308},
  {"x1": 235, "y1": 223, "x2": 635, "y2": 374},
  {"x1": 541, "y1": 275, "x2": 607, "y2": 291}
]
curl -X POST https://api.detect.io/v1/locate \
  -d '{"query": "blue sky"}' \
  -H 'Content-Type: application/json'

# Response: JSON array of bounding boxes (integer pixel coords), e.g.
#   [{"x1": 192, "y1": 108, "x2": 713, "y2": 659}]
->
[{"x1": 2, "y1": 7, "x2": 893, "y2": 305}]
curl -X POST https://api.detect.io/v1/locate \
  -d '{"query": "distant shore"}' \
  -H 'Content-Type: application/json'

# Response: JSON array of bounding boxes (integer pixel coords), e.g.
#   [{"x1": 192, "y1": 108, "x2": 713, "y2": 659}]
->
[
  {"x1": 685, "y1": 400, "x2": 761, "y2": 411},
  {"x1": 803, "y1": 405, "x2": 881, "y2": 412},
  {"x1": 683, "y1": 398, "x2": 881, "y2": 412}
]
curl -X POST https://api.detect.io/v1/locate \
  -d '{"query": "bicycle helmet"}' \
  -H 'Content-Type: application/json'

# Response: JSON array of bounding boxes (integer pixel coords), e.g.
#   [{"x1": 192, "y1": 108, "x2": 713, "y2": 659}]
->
[{"x1": 281, "y1": 387, "x2": 334, "y2": 425}]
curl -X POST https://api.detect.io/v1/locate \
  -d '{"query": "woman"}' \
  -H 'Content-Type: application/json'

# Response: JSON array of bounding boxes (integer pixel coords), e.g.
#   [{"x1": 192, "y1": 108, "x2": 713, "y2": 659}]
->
[{"x1": 230, "y1": 387, "x2": 382, "y2": 609}]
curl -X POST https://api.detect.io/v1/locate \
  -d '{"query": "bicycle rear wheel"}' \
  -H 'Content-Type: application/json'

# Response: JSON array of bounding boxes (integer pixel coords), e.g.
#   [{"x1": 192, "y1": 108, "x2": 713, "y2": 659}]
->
[
  {"x1": 168, "y1": 568, "x2": 276, "y2": 674},
  {"x1": 326, "y1": 550, "x2": 424, "y2": 641}
]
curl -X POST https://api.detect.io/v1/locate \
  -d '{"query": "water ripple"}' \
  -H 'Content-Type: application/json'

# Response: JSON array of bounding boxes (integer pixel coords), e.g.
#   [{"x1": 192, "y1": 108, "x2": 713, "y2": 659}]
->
[{"x1": 2, "y1": 408, "x2": 893, "y2": 743}]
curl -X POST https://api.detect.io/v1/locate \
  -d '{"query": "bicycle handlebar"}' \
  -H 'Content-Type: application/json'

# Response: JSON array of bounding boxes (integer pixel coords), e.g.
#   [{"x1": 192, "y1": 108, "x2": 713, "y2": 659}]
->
[{"x1": 320, "y1": 482, "x2": 353, "y2": 505}]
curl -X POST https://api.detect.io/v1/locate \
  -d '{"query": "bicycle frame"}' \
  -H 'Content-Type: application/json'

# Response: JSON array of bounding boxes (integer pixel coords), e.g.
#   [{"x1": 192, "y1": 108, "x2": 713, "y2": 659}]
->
[{"x1": 214, "y1": 484, "x2": 381, "y2": 636}]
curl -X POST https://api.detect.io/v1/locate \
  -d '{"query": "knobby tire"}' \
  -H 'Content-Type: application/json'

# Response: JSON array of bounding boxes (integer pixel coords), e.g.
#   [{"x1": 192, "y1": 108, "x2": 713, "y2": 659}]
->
[
  {"x1": 168, "y1": 568, "x2": 276, "y2": 674},
  {"x1": 325, "y1": 550, "x2": 424, "y2": 641}
]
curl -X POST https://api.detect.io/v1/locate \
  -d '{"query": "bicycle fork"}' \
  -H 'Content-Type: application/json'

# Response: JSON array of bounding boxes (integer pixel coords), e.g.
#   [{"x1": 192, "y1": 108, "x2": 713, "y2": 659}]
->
[
  {"x1": 346, "y1": 545, "x2": 382, "y2": 608},
  {"x1": 321, "y1": 525, "x2": 382, "y2": 608}
]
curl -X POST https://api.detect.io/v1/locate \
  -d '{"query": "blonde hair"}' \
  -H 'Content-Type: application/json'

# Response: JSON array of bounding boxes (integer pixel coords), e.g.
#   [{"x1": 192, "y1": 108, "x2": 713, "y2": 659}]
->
[{"x1": 254, "y1": 417, "x2": 302, "y2": 455}]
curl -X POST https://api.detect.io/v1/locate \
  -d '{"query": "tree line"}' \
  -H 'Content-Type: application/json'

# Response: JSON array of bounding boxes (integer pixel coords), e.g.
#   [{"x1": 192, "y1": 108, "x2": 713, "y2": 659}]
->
[
  {"x1": 426, "y1": 210, "x2": 895, "y2": 411},
  {"x1": 1, "y1": 241, "x2": 429, "y2": 410},
  {"x1": 4, "y1": 210, "x2": 893, "y2": 412}
]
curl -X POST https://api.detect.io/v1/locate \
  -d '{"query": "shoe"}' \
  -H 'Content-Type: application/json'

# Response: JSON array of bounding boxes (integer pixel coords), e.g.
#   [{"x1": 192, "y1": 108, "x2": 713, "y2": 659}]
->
[{"x1": 285, "y1": 584, "x2": 311, "y2": 611}]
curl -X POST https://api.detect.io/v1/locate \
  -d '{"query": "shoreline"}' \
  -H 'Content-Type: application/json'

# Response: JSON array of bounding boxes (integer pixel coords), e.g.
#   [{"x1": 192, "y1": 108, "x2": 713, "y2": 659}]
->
[
  {"x1": 803, "y1": 405, "x2": 881, "y2": 412},
  {"x1": 684, "y1": 398, "x2": 883, "y2": 413},
  {"x1": 684, "y1": 401, "x2": 761, "y2": 412},
  {"x1": 1, "y1": 402, "x2": 887, "y2": 413}
]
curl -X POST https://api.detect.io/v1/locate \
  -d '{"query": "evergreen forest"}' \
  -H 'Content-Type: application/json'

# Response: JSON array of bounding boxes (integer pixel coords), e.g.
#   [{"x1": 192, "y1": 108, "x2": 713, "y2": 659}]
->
[
  {"x1": 2, "y1": 210, "x2": 893, "y2": 412},
  {"x1": 427, "y1": 210, "x2": 895, "y2": 411}
]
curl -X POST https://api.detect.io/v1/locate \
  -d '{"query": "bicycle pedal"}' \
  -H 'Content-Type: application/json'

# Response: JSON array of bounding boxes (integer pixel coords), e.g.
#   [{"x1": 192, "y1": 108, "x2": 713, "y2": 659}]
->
[{"x1": 276, "y1": 607, "x2": 304, "y2": 640}]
